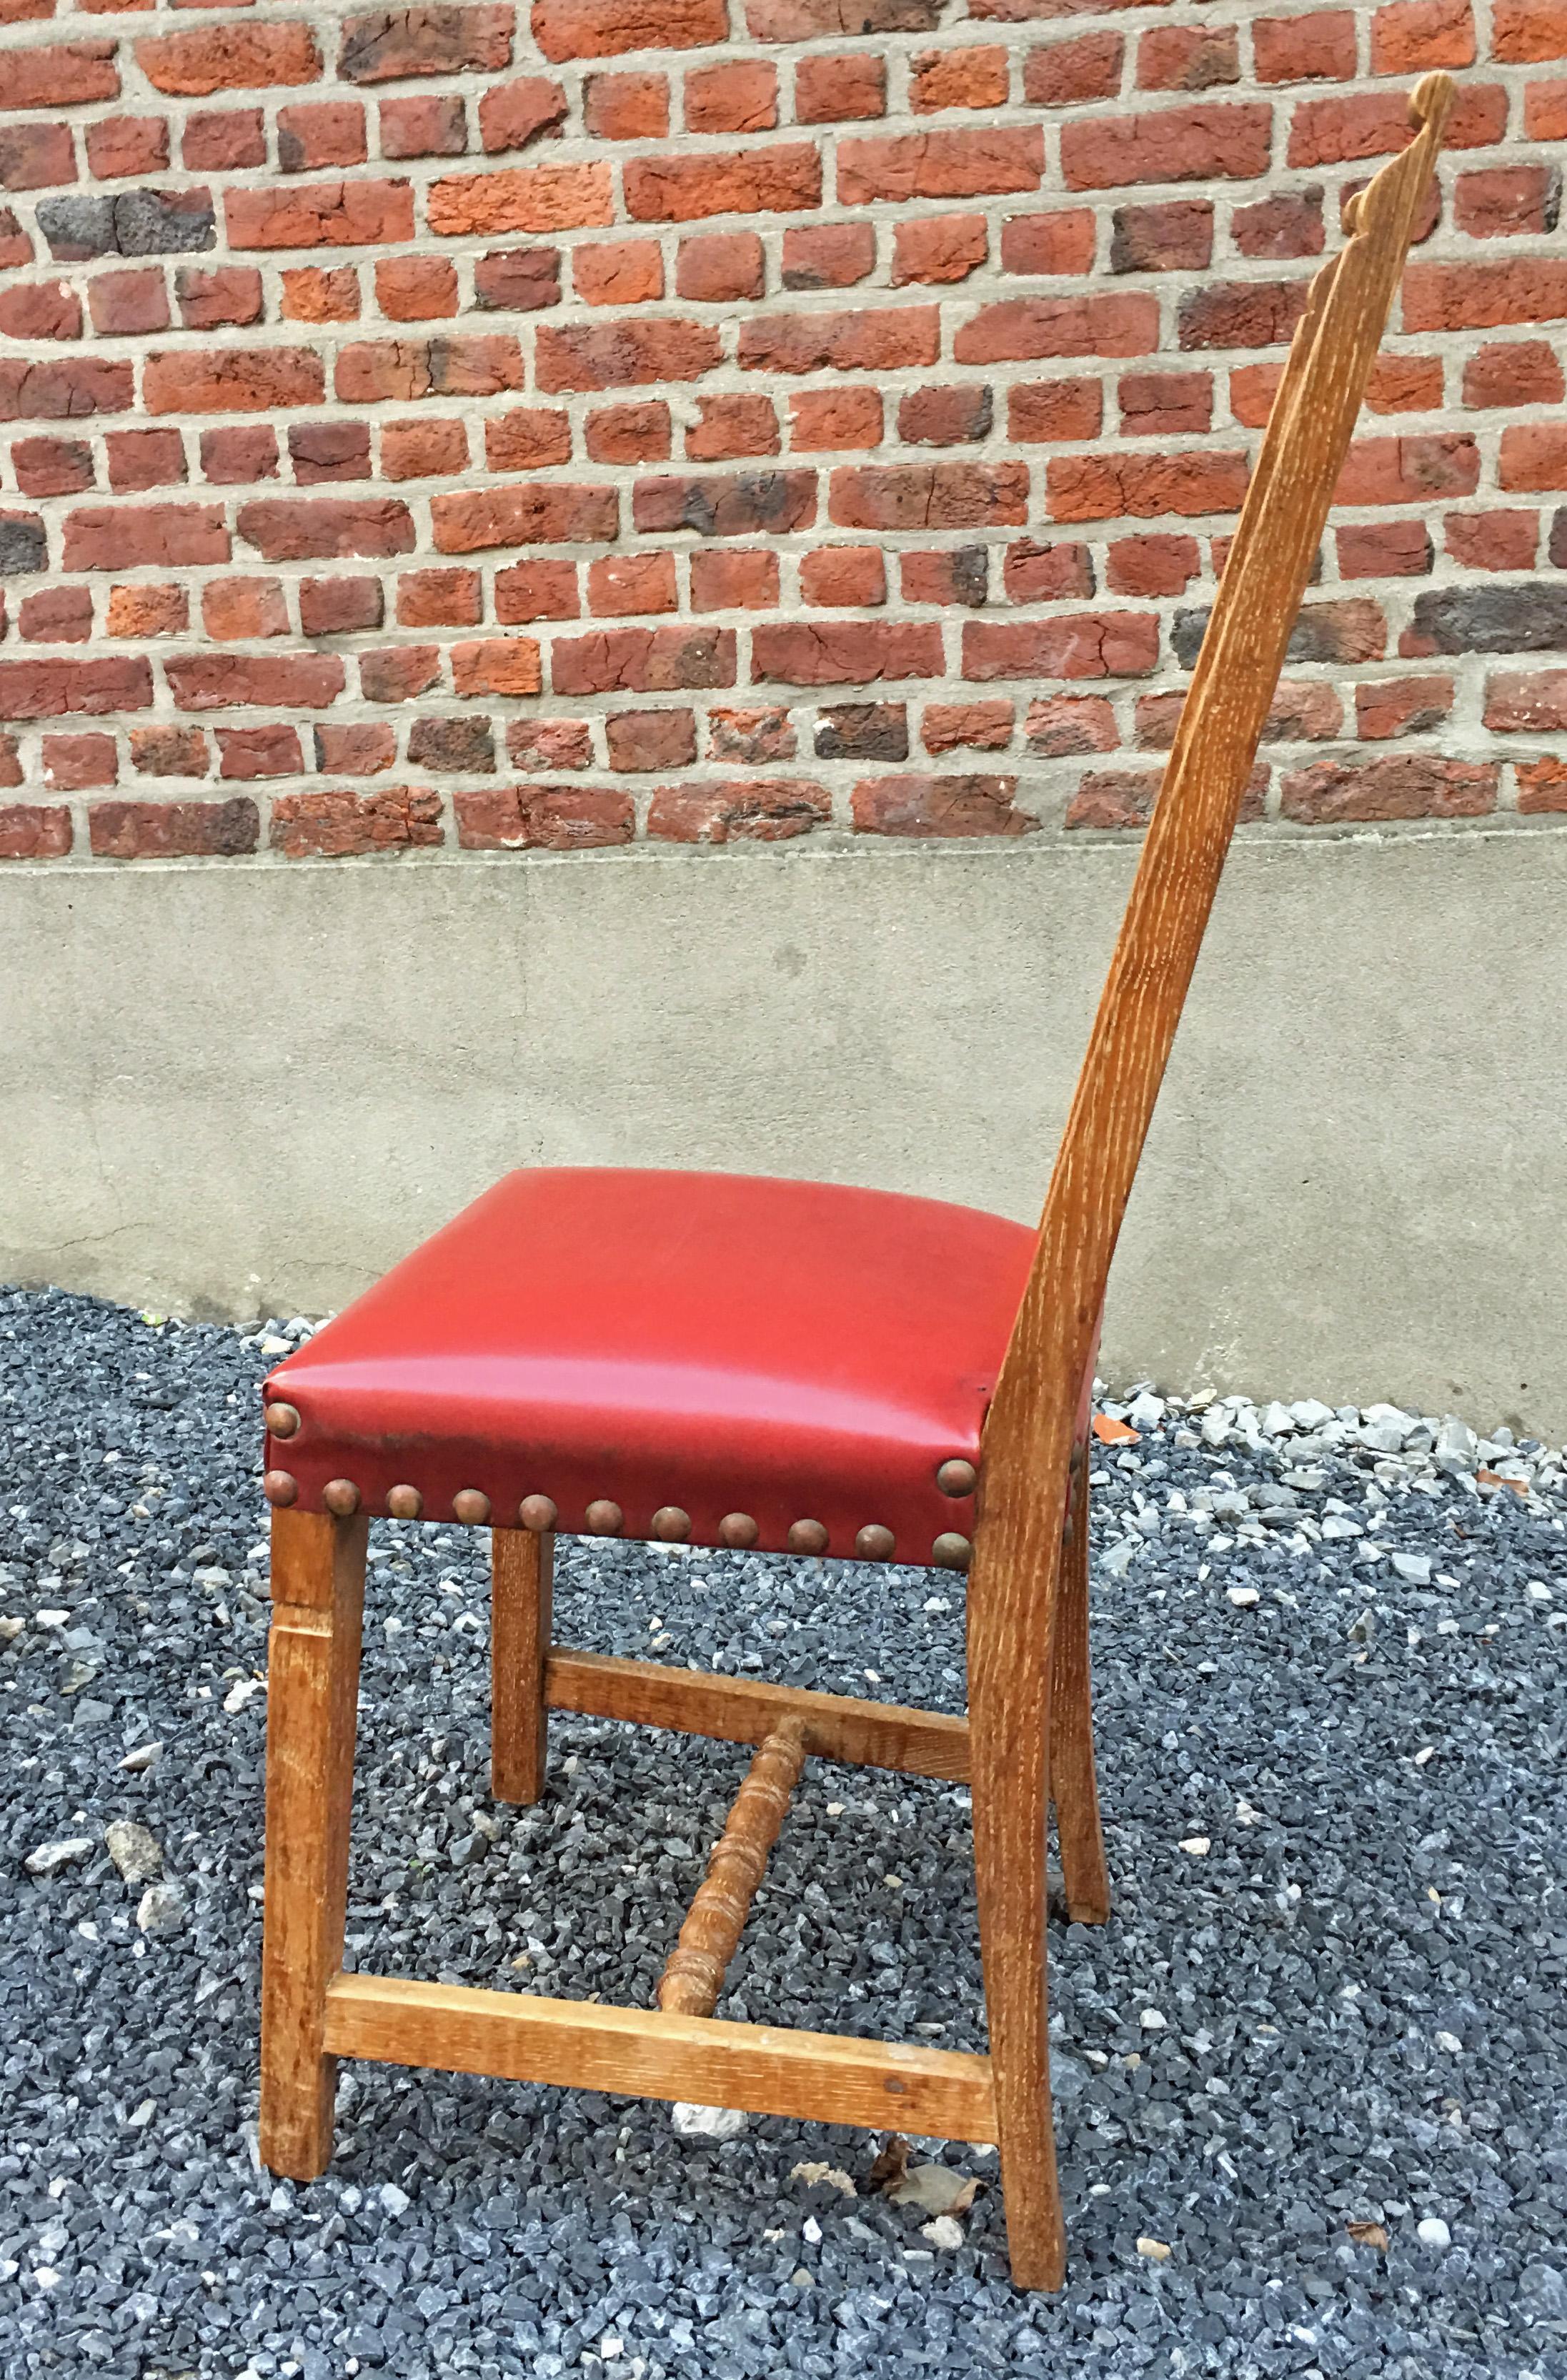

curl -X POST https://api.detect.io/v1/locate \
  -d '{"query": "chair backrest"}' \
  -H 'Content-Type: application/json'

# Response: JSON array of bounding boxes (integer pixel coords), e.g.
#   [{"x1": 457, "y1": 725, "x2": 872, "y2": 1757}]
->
[{"x1": 972, "y1": 75, "x2": 1455, "y2": 1639}]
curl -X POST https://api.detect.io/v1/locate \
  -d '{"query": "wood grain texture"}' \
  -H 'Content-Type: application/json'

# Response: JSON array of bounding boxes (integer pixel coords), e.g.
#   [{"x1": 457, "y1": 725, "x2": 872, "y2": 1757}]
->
[
  {"x1": 658, "y1": 1719, "x2": 807, "y2": 2016},
  {"x1": 1050, "y1": 1454, "x2": 1108, "y2": 1926},
  {"x1": 324, "y1": 1973, "x2": 998, "y2": 2140},
  {"x1": 965, "y1": 79, "x2": 1454, "y2": 2291},
  {"x1": 259, "y1": 1507, "x2": 367, "y2": 2180},
  {"x1": 544, "y1": 1646, "x2": 970, "y2": 1780},
  {"x1": 491, "y1": 1527, "x2": 554, "y2": 1806}
]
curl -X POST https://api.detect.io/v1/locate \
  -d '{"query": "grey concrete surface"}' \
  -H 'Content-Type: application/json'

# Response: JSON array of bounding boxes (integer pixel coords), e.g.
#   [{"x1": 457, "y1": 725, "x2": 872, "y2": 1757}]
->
[{"x1": 0, "y1": 827, "x2": 1556, "y2": 1428}]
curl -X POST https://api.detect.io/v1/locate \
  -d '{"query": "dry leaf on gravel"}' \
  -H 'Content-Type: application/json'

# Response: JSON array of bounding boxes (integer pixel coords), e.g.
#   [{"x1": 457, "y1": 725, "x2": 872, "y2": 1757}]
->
[
  {"x1": 866, "y1": 2136, "x2": 910, "y2": 2193},
  {"x1": 1347, "y1": 2220, "x2": 1390, "y2": 2251}
]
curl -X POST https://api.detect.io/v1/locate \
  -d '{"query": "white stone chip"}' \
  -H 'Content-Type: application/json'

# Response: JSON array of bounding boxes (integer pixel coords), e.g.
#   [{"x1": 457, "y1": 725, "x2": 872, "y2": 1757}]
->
[
  {"x1": 24, "y1": 1837, "x2": 94, "y2": 1876},
  {"x1": 1137, "y1": 2236, "x2": 1172, "y2": 2261},
  {"x1": 1227, "y1": 1585, "x2": 1261, "y2": 1608},
  {"x1": 1178, "y1": 1836, "x2": 1211, "y2": 1856},
  {"x1": 671, "y1": 2102, "x2": 749, "y2": 2139},
  {"x1": 921, "y1": 2216, "x2": 965, "y2": 2250},
  {"x1": 1417, "y1": 2217, "x2": 1452, "y2": 2249}
]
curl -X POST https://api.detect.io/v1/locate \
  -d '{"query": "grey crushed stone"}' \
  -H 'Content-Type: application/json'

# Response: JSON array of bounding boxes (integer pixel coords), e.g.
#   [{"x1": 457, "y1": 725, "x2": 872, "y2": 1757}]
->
[{"x1": 0, "y1": 1285, "x2": 1564, "y2": 2380}]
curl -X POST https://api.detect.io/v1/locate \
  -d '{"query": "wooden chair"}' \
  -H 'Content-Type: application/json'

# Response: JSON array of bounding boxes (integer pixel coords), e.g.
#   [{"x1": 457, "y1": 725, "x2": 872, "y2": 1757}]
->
[{"x1": 257, "y1": 81, "x2": 1452, "y2": 2292}]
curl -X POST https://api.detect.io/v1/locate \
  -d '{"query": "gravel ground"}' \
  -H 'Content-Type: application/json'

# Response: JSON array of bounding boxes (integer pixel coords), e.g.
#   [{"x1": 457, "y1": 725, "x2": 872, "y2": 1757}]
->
[{"x1": 1, "y1": 1285, "x2": 1564, "y2": 2380}]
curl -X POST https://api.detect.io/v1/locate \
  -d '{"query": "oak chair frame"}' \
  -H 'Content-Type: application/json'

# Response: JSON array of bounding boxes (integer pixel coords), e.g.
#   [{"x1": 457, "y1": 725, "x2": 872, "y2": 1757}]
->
[{"x1": 259, "y1": 80, "x2": 1453, "y2": 2293}]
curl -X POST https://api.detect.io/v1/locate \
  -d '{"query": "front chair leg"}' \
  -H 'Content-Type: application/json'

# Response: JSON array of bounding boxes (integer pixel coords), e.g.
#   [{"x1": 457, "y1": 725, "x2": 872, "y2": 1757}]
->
[
  {"x1": 259, "y1": 1506, "x2": 368, "y2": 2180},
  {"x1": 1050, "y1": 1457, "x2": 1110, "y2": 1925},
  {"x1": 490, "y1": 1528, "x2": 554, "y2": 1806}
]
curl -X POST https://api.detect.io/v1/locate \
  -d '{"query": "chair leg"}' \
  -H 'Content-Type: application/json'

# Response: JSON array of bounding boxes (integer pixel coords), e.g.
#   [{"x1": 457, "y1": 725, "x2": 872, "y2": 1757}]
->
[
  {"x1": 1050, "y1": 1460, "x2": 1110, "y2": 1925},
  {"x1": 969, "y1": 1544, "x2": 1066, "y2": 2291},
  {"x1": 491, "y1": 1528, "x2": 553, "y2": 1806},
  {"x1": 259, "y1": 1506, "x2": 367, "y2": 2181}
]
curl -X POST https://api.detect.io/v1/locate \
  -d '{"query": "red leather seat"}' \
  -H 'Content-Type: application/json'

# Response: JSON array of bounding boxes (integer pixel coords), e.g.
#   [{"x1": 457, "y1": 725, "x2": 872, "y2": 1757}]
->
[{"x1": 263, "y1": 1167, "x2": 1035, "y2": 1565}]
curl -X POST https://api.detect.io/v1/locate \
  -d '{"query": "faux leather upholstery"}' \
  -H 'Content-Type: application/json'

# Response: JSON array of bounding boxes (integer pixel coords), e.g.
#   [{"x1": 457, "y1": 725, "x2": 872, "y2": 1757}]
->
[{"x1": 264, "y1": 1168, "x2": 1037, "y2": 1564}]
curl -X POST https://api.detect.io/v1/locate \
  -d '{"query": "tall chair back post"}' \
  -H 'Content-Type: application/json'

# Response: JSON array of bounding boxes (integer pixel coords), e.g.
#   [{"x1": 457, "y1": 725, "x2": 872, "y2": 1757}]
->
[{"x1": 965, "y1": 75, "x2": 1456, "y2": 2289}]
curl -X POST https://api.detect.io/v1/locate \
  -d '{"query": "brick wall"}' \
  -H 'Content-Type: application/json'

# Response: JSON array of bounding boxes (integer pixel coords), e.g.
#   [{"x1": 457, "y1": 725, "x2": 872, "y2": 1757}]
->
[{"x1": 0, "y1": 0, "x2": 1564, "y2": 865}]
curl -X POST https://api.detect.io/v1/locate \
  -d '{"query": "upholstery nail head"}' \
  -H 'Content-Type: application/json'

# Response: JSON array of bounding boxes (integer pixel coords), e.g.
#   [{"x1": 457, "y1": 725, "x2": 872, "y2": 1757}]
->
[
  {"x1": 323, "y1": 1479, "x2": 361, "y2": 1518},
  {"x1": 787, "y1": 1518, "x2": 829, "y2": 1557},
  {"x1": 266, "y1": 1402, "x2": 300, "y2": 1441},
  {"x1": 386, "y1": 1484, "x2": 423, "y2": 1520},
  {"x1": 453, "y1": 1488, "x2": 492, "y2": 1525},
  {"x1": 932, "y1": 1532, "x2": 972, "y2": 1571},
  {"x1": 935, "y1": 1458, "x2": 977, "y2": 1498},
  {"x1": 585, "y1": 1499, "x2": 624, "y2": 1536},
  {"x1": 855, "y1": 1523, "x2": 896, "y2": 1561},
  {"x1": 263, "y1": 1470, "x2": 298, "y2": 1508},
  {"x1": 718, "y1": 1512, "x2": 758, "y2": 1548},
  {"x1": 652, "y1": 1505, "x2": 691, "y2": 1542},
  {"x1": 519, "y1": 1493, "x2": 557, "y2": 1533}
]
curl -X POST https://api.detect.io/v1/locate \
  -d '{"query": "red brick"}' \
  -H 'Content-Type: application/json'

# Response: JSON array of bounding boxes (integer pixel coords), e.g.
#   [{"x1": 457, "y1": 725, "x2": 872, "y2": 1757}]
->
[
  {"x1": 484, "y1": 407, "x2": 572, "y2": 472},
  {"x1": 1008, "y1": 379, "x2": 1103, "y2": 443},
  {"x1": 574, "y1": 239, "x2": 663, "y2": 307},
  {"x1": 795, "y1": 53, "x2": 885, "y2": 123},
  {"x1": 587, "y1": 552, "x2": 677, "y2": 617},
  {"x1": 1495, "y1": 0, "x2": 1567, "y2": 58},
  {"x1": 507, "y1": 717, "x2": 595, "y2": 769},
  {"x1": 1232, "y1": 189, "x2": 1325, "y2": 259},
  {"x1": 335, "y1": 334, "x2": 525, "y2": 402},
  {"x1": 838, "y1": 126, "x2": 1042, "y2": 204},
  {"x1": 20, "y1": 588, "x2": 91, "y2": 644},
  {"x1": 956, "y1": 293, "x2": 1157, "y2": 367},
  {"x1": 924, "y1": 699, "x2": 1012, "y2": 755},
  {"x1": 376, "y1": 257, "x2": 459, "y2": 319},
  {"x1": 90, "y1": 797, "x2": 258, "y2": 857},
  {"x1": 129, "y1": 724, "x2": 207, "y2": 775},
  {"x1": 137, "y1": 24, "x2": 318, "y2": 96},
  {"x1": 277, "y1": 101, "x2": 367, "y2": 174},
  {"x1": 108, "y1": 586, "x2": 188, "y2": 638},
  {"x1": 227, "y1": 178, "x2": 414, "y2": 250},
  {"x1": 1334, "y1": 434, "x2": 1479, "y2": 505},
  {"x1": 1280, "y1": 755, "x2": 1495, "y2": 822},
  {"x1": 743, "y1": 306, "x2": 939, "y2": 375},
  {"x1": 1518, "y1": 758, "x2": 1567, "y2": 814},
  {"x1": 705, "y1": 707, "x2": 791, "y2": 762},
  {"x1": 1370, "y1": 0, "x2": 1474, "y2": 72},
  {"x1": 782, "y1": 222, "x2": 875, "y2": 289},
  {"x1": 1180, "y1": 279, "x2": 1308, "y2": 350},
  {"x1": 800, "y1": 547, "x2": 885, "y2": 607},
  {"x1": 788, "y1": 389, "x2": 883, "y2": 452},
  {"x1": 900, "y1": 549, "x2": 988, "y2": 607},
  {"x1": 144, "y1": 349, "x2": 324, "y2": 414},
  {"x1": 238, "y1": 496, "x2": 416, "y2": 561},
  {"x1": 64, "y1": 503, "x2": 227, "y2": 573},
  {"x1": 217, "y1": 725, "x2": 303, "y2": 780},
  {"x1": 1354, "y1": 674, "x2": 1452, "y2": 740},
  {"x1": 0, "y1": 359, "x2": 134, "y2": 422},
  {"x1": 339, "y1": 5, "x2": 514, "y2": 79},
  {"x1": 407, "y1": 716, "x2": 494, "y2": 770},
  {"x1": 998, "y1": 211, "x2": 1097, "y2": 277},
  {"x1": 397, "y1": 567, "x2": 482, "y2": 626},
  {"x1": 1107, "y1": 533, "x2": 1200, "y2": 597},
  {"x1": 1110, "y1": 199, "x2": 1213, "y2": 272},
  {"x1": 479, "y1": 76, "x2": 568, "y2": 153},
  {"x1": 10, "y1": 41, "x2": 119, "y2": 109},
  {"x1": 650, "y1": 777, "x2": 828, "y2": 842},
  {"x1": 1288, "y1": 598, "x2": 1387, "y2": 662},
  {"x1": 202, "y1": 577, "x2": 289, "y2": 639},
  {"x1": 455, "y1": 785, "x2": 632, "y2": 850},
  {"x1": 1253, "y1": 11, "x2": 1356, "y2": 81},
  {"x1": 898, "y1": 384, "x2": 994, "y2": 446},
  {"x1": 0, "y1": 656, "x2": 151, "y2": 716},
  {"x1": 1454, "y1": 165, "x2": 1561, "y2": 242},
  {"x1": 1, "y1": 123, "x2": 76, "y2": 190},
  {"x1": 686, "y1": 394, "x2": 779, "y2": 462},
  {"x1": 165, "y1": 654, "x2": 345, "y2": 711},
  {"x1": 585, "y1": 401, "x2": 671, "y2": 463},
  {"x1": 1018, "y1": 694, "x2": 1115, "y2": 758},
  {"x1": 272, "y1": 788, "x2": 444, "y2": 859},
  {"x1": 911, "y1": 46, "x2": 1008, "y2": 110},
  {"x1": 1498, "y1": 425, "x2": 1567, "y2": 494},
  {"x1": 1118, "y1": 370, "x2": 1212, "y2": 437},
  {"x1": 829, "y1": 462, "x2": 1028, "y2": 530},
  {"x1": 1023, "y1": 31, "x2": 1122, "y2": 104},
  {"x1": 552, "y1": 624, "x2": 736, "y2": 694},
  {"x1": 692, "y1": 549, "x2": 782, "y2": 610},
  {"x1": 174, "y1": 265, "x2": 263, "y2": 332},
  {"x1": 1403, "y1": 258, "x2": 1567, "y2": 334},
  {"x1": 289, "y1": 422, "x2": 370, "y2": 484},
  {"x1": 452, "y1": 638, "x2": 542, "y2": 696},
  {"x1": 1463, "y1": 341, "x2": 1564, "y2": 410},
  {"x1": 0, "y1": 738, "x2": 21, "y2": 792},
  {"x1": 496, "y1": 559, "x2": 579, "y2": 621},
  {"x1": 383, "y1": 419, "x2": 470, "y2": 481},
  {"x1": 584, "y1": 71, "x2": 669, "y2": 139},
  {"x1": 0, "y1": 804, "x2": 71, "y2": 859},
  {"x1": 1337, "y1": 519, "x2": 1433, "y2": 577},
  {"x1": 0, "y1": 284, "x2": 81, "y2": 343},
  {"x1": 605, "y1": 707, "x2": 697, "y2": 769},
  {"x1": 1048, "y1": 450, "x2": 1248, "y2": 523},
  {"x1": 532, "y1": 0, "x2": 725, "y2": 59},
  {"x1": 90, "y1": 269, "x2": 171, "y2": 339},
  {"x1": 677, "y1": 230, "x2": 765, "y2": 302},
  {"x1": 752, "y1": 620, "x2": 941, "y2": 687},
  {"x1": 41, "y1": 730, "x2": 112, "y2": 787},
  {"x1": 963, "y1": 612, "x2": 1159, "y2": 681},
  {"x1": 0, "y1": 206, "x2": 31, "y2": 272},
  {"x1": 200, "y1": 426, "x2": 279, "y2": 484},
  {"x1": 473, "y1": 246, "x2": 559, "y2": 309},
  {"x1": 299, "y1": 577, "x2": 384, "y2": 635},
  {"x1": 1260, "y1": 682, "x2": 1343, "y2": 740},
  {"x1": 424, "y1": 161, "x2": 614, "y2": 237},
  {"x1": 626, "y1": 143, "x2": 820, "y2": 224},
  {"x1": 1065, "y1": 767, "x2": 1161, "y2": 829},
  {"x1": 536, "y1": 317, "x2": 720, "y2": 391},
  {"x1": 1228, "y1": 362, "x2": 1287, "y2": 428},
  {"x1": 634, "y1": 469, "x2": 817, "y2": 536},
  {"x1": 1138, "y1": 24, "x2": 1238, "y2": 88},
  {"x1": 685, "y1": 59, "x2": 777, "y2": 132},
  {"x1": 1365, "y1": 354, "x2": 1443, "y2": 412},
  {"x1": 282, "y1": 267, "x2": 362, "y2": 324},
  {"x1": 1444, "y1": 509, "x2": 1538, "y2": 573},
  {"x1": 183, "y1": 109, "x2": 267, "y2": 171},
  {"x1": 892, "y1": 214, "x2": 988, "y2": 287},
  {"x1": 752, "y1": 0, "x2": 935, "y2": 29},
  {"x1": 1484, "y1": 669, "x2": 1567, "y2": 733},
  {"x1": 13, "y1": 437, "x2": 94, "y2": 498},
  {"x1": 1063, "y1": 101, "x2": 1270, "y2": 190},
  {"x1": 1290, "y1": 82, "x2": 1506, "y2": 166},
  {"x1": 852, "y1": 772, "x2": 1035, "y2": 838},
  {"x1": 359, "y1": 646, "x2": 441, "y2": 700},
  {"x1": 381, "y1": 94, "x2": 469, "y2": 156}
]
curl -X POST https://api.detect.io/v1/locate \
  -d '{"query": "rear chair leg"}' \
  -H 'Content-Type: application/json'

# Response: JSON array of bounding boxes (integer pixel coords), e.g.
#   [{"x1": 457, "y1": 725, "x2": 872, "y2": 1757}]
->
[
  {"x1": 259, "y1": 1507, "x2": 367, "y2": 2179},
  {"x1": 491, "y1": 1528, "x2": 554, "y2": 1806},
  {"x1": 1050, "y1": 1458, "x2": 1110, "y2": 1926}
]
